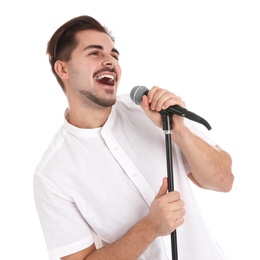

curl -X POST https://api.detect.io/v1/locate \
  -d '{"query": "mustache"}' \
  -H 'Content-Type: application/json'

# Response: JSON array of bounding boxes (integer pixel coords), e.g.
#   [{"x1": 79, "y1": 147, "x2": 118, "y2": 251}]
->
[{"x1": 93, "y1": 67, "x2": 117, "y2": 78}]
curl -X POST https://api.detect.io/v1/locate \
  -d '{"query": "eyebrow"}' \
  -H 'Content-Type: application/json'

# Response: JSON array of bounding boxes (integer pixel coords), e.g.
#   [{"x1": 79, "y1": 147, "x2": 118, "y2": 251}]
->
[{"x1": 83, "y1": 44, "x2": 120, "y2": 55}]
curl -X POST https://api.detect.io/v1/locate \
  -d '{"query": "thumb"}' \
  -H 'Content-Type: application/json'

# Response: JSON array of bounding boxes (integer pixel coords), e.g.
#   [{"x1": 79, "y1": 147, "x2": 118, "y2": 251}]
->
[
  {"x1": 140, "y1": 95, "x2": 151, "y2": 113},
  {"x1": 154, "y1": 177, "x2": 168, "y2": 199}
]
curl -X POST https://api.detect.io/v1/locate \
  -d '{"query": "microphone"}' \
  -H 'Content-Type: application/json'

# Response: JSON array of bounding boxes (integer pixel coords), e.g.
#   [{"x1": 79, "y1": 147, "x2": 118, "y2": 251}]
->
[{"x1": 130, "y1": 86, "x2": 212, "y2": 130}]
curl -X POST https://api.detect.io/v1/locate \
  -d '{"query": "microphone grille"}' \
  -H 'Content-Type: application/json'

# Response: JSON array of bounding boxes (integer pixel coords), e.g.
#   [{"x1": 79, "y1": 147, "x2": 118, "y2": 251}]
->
[{"x1": 130, "y1": 86, "x2": 149, "y2": 105}]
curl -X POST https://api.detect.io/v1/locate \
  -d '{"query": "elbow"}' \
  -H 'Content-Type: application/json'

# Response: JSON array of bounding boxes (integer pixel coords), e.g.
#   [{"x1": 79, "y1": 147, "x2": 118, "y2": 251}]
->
[
  {"x1": 220, "y1": 171, "x2": 235, "y2": 193},
  {"x1": 217, "y1": 148, "x2": 234, "y2": 192}
]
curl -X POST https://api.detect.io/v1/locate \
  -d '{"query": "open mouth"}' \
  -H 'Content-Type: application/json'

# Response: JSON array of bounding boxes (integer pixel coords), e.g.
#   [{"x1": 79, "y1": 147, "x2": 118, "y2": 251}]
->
[{"x1": 95, "y1": 74, "x2": 115, "y2": 86}]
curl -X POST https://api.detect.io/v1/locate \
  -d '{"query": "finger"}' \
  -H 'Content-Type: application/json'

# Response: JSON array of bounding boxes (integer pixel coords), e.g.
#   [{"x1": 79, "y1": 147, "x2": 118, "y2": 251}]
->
[
  {"x1": 170, "y1": 199, "x2": 185, "y2": 212},
  {"x1": 154, "y1": 177, "x2": 168, "y2": 199},
  {"x1": 149, "y1": 88, "x2": 168, "y2": 111},
  {"x1": 174, "y1": 215, "x2": 185, "y2": 229},
  {"x1": 148, "y1": 87, "x2": 186, "y2": 112},
  {"x1": 161, "y1": 96, "x2": 185, "y2": 111},
  {"x1": 140, "y1": 94, "x2": 150, "y2": 110},
  {"x1": 146, "y1": 86, "x2": 160, "y2": 104}
]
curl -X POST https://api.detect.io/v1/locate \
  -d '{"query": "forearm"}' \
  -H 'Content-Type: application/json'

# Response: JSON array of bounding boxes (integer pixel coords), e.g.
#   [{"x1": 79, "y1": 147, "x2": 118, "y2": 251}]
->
[
  {"x1": 62, "y1": 179, "x2": 183, "y2": 260},
  {"x1": 86, "y1": 218, "x2": 157, "y2": 260},
  {"x1": 172, "y1": 126, "x2": 234, "y2": 192}
]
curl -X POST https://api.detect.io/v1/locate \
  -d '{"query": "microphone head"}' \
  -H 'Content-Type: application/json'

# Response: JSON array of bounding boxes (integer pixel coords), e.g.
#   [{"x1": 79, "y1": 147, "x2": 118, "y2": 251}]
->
[{"x1": 130, "y1": 86, "x2": 149, "y2": 105}]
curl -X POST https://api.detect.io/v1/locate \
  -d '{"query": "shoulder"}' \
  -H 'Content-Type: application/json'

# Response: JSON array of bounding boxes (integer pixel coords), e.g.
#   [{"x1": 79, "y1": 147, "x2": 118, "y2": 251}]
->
[
  {"x1": 34, "y1": 126, "x2": 69, "y2": 177},
  {"x1": 114, "y1": 93, "x2": 150, "y2": 122},
  {"x1": 115, "y1": 93, "x2": 138, "y2": 108}
]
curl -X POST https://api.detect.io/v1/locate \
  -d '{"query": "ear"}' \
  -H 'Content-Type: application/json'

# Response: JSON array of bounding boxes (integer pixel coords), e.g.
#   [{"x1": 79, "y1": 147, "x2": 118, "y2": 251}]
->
[{"x1": 54, "y1": 60, "x2": 69, "y2": 80}]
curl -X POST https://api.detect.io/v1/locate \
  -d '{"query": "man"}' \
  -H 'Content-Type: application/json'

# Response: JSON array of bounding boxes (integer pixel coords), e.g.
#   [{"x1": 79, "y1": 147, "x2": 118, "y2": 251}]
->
[{"x1": 34, "y1": 15, "x2": 234, "y2": 260}]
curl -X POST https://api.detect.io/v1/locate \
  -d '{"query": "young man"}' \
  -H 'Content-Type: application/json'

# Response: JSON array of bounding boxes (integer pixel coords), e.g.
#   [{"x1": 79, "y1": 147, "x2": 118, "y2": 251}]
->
[{"x1": 34, "y1": 15, "x2": 234, "y2": 260}]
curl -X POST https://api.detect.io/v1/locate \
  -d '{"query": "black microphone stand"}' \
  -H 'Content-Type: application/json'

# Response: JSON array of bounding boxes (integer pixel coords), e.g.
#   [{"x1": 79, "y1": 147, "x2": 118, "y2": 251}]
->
[
  {"x1": 160, "y1": 110, "x2": 178, "y2": 260},
  {"x1": 160, "y1": 108, "x2": 211, "y2": 260}
]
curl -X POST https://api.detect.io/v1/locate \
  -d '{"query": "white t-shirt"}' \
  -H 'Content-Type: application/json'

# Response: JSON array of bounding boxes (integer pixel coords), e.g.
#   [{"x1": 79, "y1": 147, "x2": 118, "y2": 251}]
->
[{"x1": 34, "y1": 94, "x2": 228, "y2": 260}]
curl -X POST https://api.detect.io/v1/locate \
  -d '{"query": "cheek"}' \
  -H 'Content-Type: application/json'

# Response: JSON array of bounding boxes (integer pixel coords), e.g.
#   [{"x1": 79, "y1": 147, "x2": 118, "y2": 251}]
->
[
  {"x1": 68, "y1": 67, "x2": 90, "y2": 88},
  {"x1": 69, "y1": 62, "x2": 92, "y2": 80},
  {"x1": 116, "y1": 66, "x2": 122, "y2": 81}
]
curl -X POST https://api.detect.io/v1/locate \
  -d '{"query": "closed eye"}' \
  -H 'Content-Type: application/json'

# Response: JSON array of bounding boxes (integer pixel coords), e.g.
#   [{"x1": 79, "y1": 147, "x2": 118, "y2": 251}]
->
[
  {"x1": 112, "y1": 54, "x2": 119, "y2": 61},
  {"x1": 89, "y1": 51, "x2": 99, "y2": 56},
  {"x1": 89, "y1": 51, "x2": 118, "y2": 61}
]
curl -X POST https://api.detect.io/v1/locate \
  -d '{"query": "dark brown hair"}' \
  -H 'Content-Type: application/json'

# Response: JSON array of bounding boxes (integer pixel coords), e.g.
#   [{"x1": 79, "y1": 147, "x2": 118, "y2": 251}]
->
[{"x1": 47, "y1": 15, "x2": 114, "y2": 91}]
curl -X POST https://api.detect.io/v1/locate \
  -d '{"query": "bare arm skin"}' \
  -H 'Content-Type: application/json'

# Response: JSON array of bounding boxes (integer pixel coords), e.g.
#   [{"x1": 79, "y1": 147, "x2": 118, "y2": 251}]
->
[
  {"x1": 61, "y1": 86, "x2": 233, "y2": 259},
  {"x1": 61, "y1": 178, "x2": 185, "y2": 260},
  {"x1": 140, "y1": 86, "x2": 234, "y2": 192},
  {"x1": 174, "y1": 126, "x2": 233, "y2": 192}
]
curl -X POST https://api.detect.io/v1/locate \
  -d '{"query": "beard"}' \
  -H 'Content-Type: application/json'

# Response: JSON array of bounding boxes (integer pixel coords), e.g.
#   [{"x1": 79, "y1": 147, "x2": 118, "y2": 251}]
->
[{"x1": 78, "y1": 88, "x2": 116, "y2": 108}]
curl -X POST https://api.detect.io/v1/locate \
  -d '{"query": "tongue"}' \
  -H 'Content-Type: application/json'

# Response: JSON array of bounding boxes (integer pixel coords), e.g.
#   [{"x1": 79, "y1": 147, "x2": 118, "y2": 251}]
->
[{"x1": 98, "y1": 77, "x2": 113, "y2": 86}]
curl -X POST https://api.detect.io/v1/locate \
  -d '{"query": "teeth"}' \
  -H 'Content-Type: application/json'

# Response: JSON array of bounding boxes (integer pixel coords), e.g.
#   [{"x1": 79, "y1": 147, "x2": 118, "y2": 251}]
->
[{"x1": 95, "y1": 74, "x2": 114, "y2": 80}]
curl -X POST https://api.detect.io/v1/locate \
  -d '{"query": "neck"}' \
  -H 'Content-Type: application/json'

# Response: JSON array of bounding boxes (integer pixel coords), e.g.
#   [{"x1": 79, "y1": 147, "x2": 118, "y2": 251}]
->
[{"x1": 66, "y1": 106, "x2": 112, "y2": 129}]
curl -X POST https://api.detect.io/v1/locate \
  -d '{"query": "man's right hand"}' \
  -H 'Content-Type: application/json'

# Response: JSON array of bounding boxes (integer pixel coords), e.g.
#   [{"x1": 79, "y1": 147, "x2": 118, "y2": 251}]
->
[{"x1": 144, "y1": 177, "x2": 185, "y2": 237}]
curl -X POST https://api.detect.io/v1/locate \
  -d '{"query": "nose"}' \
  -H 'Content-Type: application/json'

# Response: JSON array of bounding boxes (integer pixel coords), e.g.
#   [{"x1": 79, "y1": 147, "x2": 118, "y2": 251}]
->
[{"x1": 102, "y1": 56, "x2": 117, "y2": 68}]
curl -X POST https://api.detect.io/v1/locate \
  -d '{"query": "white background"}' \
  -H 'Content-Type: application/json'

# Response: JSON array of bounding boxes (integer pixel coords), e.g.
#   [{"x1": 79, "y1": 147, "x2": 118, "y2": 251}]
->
[{"x1": 1, "y1": 0, "x2": 259, "y2": 259}]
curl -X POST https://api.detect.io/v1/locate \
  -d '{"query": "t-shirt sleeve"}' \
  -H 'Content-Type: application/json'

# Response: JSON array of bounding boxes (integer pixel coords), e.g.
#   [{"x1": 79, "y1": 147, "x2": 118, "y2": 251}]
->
[{"x1": 33, "y1": 174, "x2": 94, "y2": 260}]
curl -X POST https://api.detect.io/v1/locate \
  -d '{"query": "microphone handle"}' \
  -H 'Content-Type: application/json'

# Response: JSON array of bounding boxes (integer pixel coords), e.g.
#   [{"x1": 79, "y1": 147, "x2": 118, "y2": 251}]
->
[{"x1": 166, "y1": 106, "x2": 212, "y2": 130}]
